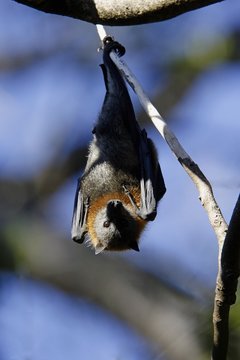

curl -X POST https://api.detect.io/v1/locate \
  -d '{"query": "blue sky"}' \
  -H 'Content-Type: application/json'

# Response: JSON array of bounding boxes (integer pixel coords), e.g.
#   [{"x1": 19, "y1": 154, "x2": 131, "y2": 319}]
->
[
  {"x1": 1, "y1": 0, "x2": 239, "y2": 285},
  {"x1": 1, "y1": 1, "x2": 240, "y2": 359}
]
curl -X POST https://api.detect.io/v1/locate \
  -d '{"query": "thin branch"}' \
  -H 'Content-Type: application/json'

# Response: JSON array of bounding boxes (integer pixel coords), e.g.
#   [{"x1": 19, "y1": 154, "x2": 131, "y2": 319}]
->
[
  {"x1": 96, "y1": 24, "x2": 228, "y2": 244},
  {"x1": 212, "y1": 194, "x2": 240, "y2": 360},
  {"x1": 14, "y1": 0, "x2": 224, "y2": 25},
  {"x1": 97, "y1": 25, "x2": 239, "y2": 360}
]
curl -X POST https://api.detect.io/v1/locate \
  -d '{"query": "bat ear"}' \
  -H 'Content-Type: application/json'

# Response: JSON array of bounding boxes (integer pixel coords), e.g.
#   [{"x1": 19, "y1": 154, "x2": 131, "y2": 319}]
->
[
  {"x1": 95, "y1": 245, "x2": 106, "y2": 255},
  {"x1": 130, "y1": 241, "x2": 140, "y2": 252}
]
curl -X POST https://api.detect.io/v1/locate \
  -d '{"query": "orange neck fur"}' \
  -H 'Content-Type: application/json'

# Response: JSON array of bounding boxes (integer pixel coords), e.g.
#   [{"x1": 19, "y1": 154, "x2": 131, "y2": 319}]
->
[{"x1": 87, "y1": 188, "x2": 146, "y2": 248}]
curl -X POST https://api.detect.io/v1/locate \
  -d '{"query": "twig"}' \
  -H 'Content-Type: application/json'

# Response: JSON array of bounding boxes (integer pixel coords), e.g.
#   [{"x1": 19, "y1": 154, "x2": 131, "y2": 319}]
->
[
  {"x1": 96, "y1": 25, "x2": 240, "y2": 360},
  {"x1": 96, "y1": 24, "x2": 228, "y2": 242}
]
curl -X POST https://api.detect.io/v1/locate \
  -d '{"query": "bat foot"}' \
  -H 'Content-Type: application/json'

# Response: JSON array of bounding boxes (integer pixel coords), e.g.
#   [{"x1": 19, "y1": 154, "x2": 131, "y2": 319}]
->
[{"x1": 103, "y1": 36, "x2": 125, "y2": 58}]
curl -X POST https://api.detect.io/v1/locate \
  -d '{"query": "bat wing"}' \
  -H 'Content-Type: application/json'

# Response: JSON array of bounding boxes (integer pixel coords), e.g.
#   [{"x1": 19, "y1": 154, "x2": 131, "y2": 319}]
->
[
  {"x1": 71, "y1": 180, "x2": 89, "y2": 243},
  {"x1": 137, "y1": 129, "x2": 166, "y2": 221}
]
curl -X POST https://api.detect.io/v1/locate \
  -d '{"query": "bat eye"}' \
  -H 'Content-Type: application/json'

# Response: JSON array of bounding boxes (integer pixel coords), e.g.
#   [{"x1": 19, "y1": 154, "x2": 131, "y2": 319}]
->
[{"x1": 103, "y1": 221, "x2": 110, "y2": 228}]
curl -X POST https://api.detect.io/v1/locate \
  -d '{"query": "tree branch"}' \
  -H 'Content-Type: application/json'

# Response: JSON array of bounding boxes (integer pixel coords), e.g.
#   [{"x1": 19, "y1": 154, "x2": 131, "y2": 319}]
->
[
  {"x1": 96, "y1": 25, "x2": 228, "y2": 244},
  {"x1": 14, "y1": 0, "x2": 224, "y2": 25},
  {"x1": 212, "y1": 194, "x2": 240, "y2": 360},
  {"x1": 97, "y1": 26, "x2": 238, "y2": 359}
]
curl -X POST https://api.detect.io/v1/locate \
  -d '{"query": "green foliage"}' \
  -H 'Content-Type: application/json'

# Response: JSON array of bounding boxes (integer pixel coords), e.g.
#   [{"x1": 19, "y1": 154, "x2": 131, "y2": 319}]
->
[{"x1": 171, "y1": 37, "x2": 235, "y2": 74}]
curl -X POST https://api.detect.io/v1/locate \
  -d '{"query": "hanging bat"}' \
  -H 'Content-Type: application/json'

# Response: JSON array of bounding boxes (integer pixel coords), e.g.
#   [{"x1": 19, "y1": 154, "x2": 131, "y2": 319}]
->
[{"x1": 71, "y1": 36, "x2": 166, "y2": 254}]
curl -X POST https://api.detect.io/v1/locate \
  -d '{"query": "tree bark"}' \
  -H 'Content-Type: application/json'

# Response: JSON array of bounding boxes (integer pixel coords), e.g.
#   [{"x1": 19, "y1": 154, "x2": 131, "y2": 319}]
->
[
  {"x1": 212, "y1": 195, "x2": 240, "y2": 360},
  {"x1": 14, "y1": 0, "x2": 224, "y2": 25},
  {"x1": 95, "y1": 28, "x2": 238, "y2": 359}
]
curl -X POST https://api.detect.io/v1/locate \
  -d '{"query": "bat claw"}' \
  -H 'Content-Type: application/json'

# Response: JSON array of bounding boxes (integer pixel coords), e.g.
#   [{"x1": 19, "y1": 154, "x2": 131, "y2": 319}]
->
[{"x1": 103, "y1": 36, "x2": 125, "y2": 58}]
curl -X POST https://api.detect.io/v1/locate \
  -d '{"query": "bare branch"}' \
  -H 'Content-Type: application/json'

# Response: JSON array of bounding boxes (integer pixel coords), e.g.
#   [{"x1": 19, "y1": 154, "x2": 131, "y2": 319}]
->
[
  {"x1": 96, "y1": 25, "x2": 228, "y2": 244},
  {"x1": 97, "y1": 25, "x2": 238, "y2": 359},
  {"x1": 212, "y1": 194, "x2": 240, "y2": 360},
  {"x1": 14, "y1": 0, "x2": 224, "y2": 25}
]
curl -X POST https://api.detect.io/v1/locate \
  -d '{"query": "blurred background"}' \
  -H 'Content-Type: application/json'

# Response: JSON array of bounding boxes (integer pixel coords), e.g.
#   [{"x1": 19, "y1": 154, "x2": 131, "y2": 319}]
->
[{"x1": 0, "y1": 1, "x2": 240, "y2": 359}]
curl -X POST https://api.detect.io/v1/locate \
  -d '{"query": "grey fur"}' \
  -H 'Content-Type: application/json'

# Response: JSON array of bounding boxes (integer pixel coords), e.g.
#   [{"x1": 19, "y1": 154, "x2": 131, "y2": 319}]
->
[{"x1": 71, "y1": 37, "x2": 166, "y2": 252}]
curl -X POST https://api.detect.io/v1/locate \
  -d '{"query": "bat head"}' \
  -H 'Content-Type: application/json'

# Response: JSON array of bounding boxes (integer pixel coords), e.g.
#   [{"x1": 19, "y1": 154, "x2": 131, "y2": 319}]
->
[{"x1": 87, "y1": 195, "x2": 146, "y2": 254}]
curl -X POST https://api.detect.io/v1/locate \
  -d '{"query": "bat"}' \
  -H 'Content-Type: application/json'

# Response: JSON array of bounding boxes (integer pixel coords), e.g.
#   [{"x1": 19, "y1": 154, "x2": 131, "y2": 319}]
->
[{"x1": 71, "y1": 36, "x2": 166, "y2": 254}]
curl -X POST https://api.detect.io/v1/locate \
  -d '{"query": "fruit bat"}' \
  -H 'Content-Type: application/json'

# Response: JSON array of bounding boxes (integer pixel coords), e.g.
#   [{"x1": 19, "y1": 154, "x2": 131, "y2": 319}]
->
[{"x1": 71, "y1": 36, "x2": 166, "y2": 254}]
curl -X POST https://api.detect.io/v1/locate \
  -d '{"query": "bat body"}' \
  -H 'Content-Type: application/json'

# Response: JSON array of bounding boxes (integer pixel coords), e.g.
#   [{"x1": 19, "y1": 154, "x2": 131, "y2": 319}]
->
[{"x1": 72, "y1": 37, "x2": 166, "y2": 254}]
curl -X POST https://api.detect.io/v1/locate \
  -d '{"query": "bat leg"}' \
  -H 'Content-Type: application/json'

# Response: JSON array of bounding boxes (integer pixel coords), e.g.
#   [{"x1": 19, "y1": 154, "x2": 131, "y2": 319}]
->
[{"x1": 122, "y1": 184, "x2": 139, "y2": 212}]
